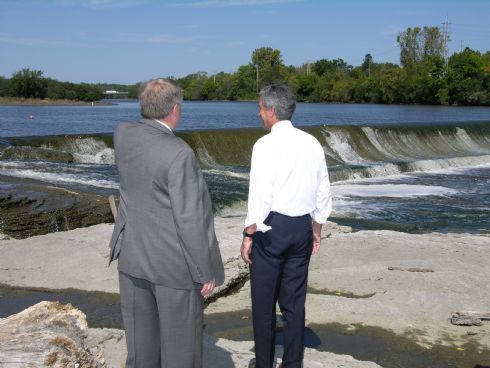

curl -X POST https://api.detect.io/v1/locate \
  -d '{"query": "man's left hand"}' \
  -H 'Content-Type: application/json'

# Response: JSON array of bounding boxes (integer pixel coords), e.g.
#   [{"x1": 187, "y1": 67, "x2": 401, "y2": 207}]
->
[{"x1": 201, "y1": 279, "x2": 215, "y2": 297}]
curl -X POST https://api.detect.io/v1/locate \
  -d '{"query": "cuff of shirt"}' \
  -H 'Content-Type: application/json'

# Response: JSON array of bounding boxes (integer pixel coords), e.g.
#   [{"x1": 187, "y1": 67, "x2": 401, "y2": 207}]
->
[
  {"x1": 244, "y1": 218, "x2": 271, "y2": 233},
  {"x1": 311, "y1": 212, "x2": 328, "y2": 224}
]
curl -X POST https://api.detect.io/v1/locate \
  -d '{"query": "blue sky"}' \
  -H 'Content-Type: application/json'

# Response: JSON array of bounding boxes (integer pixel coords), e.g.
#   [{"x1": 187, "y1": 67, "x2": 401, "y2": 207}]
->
[{"x1": 1, "y1": 0, "x2": 489, "y2": 84}]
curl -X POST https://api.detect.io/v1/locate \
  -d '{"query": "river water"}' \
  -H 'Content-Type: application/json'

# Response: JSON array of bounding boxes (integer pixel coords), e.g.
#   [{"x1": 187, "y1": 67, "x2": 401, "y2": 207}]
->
[{"x1": 1, "y1": 101, "x2": 489, "y2": 234}]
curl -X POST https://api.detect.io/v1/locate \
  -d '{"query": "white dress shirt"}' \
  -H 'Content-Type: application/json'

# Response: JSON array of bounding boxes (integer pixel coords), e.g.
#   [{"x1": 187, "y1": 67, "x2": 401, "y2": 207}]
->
[
  {"x1": 154, "y1": 119, "x2": 172, "y2": 132},
  {"x1": 245, "y1": 120, "x2": 333, "y2": 232}
]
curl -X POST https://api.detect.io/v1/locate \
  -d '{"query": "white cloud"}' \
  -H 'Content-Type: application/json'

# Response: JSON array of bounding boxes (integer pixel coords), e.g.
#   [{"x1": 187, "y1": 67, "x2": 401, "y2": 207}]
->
[
  {"x1": 146, "y1": 34, "x2": 199, "y2": 44},
  {"x1": 178, "y1": 0, "x2": 304, "y2": 8},
  {"x1": 0, "y1": 33, "x2": 64, "y2": 47},
  {"x1": 226, "y1": 41, "x2": 246, "y2": 47},
  {"x1": 59, "y1": 0, "x2": 149, "y2": 9},
  {"x1": 381, "y1": 26, "x2": 405, "y2": 37}
]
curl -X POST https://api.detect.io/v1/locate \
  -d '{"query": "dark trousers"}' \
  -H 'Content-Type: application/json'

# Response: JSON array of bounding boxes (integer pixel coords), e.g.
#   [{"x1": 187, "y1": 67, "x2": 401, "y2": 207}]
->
[{"x1": 250, "y1": 212, "x2": 313, "y2": 368}]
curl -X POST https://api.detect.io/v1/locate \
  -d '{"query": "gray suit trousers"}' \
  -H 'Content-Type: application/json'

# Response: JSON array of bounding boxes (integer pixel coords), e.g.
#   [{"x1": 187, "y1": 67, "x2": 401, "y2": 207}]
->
[{"x1": 119, "y1": 272, "x2": 204, "y2": 368}]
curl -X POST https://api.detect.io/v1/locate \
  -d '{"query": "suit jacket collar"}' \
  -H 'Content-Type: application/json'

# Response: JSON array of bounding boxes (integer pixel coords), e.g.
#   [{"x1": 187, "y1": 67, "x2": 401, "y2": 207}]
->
[{"x1": 140, "y1": 118, "x2": 174, "y2": 135}]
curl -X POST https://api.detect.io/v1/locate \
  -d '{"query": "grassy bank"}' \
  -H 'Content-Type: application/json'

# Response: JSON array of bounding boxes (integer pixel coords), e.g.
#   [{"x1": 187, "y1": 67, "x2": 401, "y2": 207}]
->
[{"x1": 0, "y1": 96, "x2": 114, "y2": 106}]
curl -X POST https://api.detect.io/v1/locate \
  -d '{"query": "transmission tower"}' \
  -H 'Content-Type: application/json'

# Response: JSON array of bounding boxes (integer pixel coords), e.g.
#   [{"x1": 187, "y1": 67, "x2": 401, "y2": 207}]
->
[{"x1": 441, "y1": 17, "x2": 451, "y2": 74}]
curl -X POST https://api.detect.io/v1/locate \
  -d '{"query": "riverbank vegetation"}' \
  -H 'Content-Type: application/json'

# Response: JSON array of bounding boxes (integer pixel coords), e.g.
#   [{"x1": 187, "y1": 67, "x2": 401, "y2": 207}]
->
[{"x1": 1, "y1": 26, "x2": 488, "y2": 106}]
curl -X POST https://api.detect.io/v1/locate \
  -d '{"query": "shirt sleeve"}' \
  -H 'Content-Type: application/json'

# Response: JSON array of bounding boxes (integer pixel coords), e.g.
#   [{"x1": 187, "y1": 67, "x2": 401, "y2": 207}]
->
[
  {"x1": 244, "y1": 140, "x2": 274, "y2": 232},
  {"x1": 312, "y1": 157, "x2": 333, "y2": 224}
]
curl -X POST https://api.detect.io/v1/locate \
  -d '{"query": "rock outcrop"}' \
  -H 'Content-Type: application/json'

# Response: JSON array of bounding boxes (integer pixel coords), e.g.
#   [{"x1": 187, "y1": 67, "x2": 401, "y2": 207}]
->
[{"x1": 0, "y1": 175, "x2": 114, "y2": 239}]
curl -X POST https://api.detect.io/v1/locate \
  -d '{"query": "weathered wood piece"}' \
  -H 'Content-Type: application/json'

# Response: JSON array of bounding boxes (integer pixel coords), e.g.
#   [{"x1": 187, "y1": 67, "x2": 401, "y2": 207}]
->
[
  {"x1": 108, "y1": 195, "x2": 117, "y2": 220},
  {"x1": 388, "y1": 266, "x2": 434, "y2": 272},
  {"x1": 451, "y1": 311, "x2": 490, "y2": 326},
  {"x1": 0, "y1": 301, "x2": 106, "y2": 367}
]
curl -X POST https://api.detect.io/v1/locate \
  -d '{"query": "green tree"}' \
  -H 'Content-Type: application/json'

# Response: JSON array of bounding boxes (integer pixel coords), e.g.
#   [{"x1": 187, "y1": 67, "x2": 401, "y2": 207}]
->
[
  {"x1": 294, "y1": 73, "x2": 319, "y2": 101},
  {"x1": 71, "y1": 83, "x2": 103, "y2": 101},
  {"x1": 9, "y1": 68, "x2": 48, "y2": 99},
  {"x1": 0, "y1": 76, "x2": 10, "y2": 96},
  {"x1": 483, "y1": 51, "x2": 490, "y2": 73},
  {"x1": 397, "y1": 26, "x2": 446, "y2": 67},
  {"x1": 447, "y1": 48, "x2": 488, "y2": 105},
  {"x1": 127, "y1": 83, "x2": 141, "y2": 99},
  {"x1": 251, "y1": 47, "x2": 282, "y2": 69},
  {"x1": 235, "y1": 64, "x2": 257, "y2": 99},
  {"x1": 45, "y1": 78, "x2": 68, "y2": 100},
  {"x1": 251, "y1": 47, "x2": 286, "y2": 87},
  {"x1": 210, "y1": 72, "x2": 237, "y2": 100},
  {"x1": 362, "y1": 54, "x2": 373, "y2": 75}
]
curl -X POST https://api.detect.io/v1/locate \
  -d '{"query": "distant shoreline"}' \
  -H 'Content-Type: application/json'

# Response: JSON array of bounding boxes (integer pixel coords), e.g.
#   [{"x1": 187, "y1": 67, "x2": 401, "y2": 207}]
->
[{"x1": 0, "y1": 97, "x2": 115, "y2": 106}]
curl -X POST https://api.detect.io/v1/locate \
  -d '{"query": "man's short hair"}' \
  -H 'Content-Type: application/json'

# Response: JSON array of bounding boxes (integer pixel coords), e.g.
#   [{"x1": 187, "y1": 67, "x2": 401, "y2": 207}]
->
[
  {"x1": 139, "y1": 79, "x2": 183, "y2": 119},
  {"x1": 259, "y1": 84, "x2": 296, "y2": 121}
]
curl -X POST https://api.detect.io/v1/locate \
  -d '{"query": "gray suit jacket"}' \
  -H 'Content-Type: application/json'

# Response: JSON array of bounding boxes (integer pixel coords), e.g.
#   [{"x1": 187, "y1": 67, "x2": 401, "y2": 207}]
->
[{"x1": 108, "y1": 118, "x2": 224, "y2": 290}]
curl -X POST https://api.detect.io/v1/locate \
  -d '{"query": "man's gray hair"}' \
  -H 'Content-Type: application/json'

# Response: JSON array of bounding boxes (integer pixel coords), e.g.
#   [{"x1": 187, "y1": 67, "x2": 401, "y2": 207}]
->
[
  {"x1": 259, "y1": 84, "x2": 296, "y2": 121},
  {"x1": 139, "y1": 79, "x2": 183, "y2": 119}
]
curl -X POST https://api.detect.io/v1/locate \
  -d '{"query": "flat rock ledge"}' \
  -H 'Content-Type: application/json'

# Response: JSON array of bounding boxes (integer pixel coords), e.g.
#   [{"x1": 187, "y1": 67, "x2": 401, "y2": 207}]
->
[{"x1": 0, "y1": 301, "x2": 380, "y2": 368}]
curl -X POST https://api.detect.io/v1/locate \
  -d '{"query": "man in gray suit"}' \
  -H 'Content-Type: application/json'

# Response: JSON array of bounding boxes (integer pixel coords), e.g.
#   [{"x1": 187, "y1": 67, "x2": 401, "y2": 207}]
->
[{"x1": 108, "y1": 78, "x2": 225, "y2": 368}]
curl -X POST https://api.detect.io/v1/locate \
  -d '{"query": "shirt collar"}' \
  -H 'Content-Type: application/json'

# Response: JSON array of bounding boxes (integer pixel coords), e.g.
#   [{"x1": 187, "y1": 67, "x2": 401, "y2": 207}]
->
[
  {"x1": 271, "y1": 120, "x2": 293, "y2": 132},
  {"x1": 154, "y1": 119, "x2": 172, "y2": 132}
]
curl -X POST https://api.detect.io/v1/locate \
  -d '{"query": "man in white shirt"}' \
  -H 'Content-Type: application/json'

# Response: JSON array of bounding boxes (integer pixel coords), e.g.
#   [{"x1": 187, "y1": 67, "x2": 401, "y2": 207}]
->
[{"x1": 241, "y1": 84, "x2": 332, "y2": 368}]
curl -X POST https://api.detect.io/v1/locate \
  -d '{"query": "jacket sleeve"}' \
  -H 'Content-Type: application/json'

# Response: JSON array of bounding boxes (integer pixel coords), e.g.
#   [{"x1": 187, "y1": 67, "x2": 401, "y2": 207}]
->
[{"x1": 168, "y1": 146, "x2": 214, "y2": 284}]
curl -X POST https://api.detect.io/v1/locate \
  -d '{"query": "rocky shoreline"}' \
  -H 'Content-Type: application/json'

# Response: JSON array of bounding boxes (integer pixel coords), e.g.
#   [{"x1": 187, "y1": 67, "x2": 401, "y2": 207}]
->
[
  {"x1": 0, "y1": 175, "x2": 115, "y2": 239},
  {"x1": 1, "y1": 218, "x2": 489, "y2": 367}
]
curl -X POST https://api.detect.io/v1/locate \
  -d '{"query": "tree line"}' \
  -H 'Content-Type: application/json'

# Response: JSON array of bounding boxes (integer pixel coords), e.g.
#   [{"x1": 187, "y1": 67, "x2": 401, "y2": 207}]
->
[{"x1": 1, "y1": 25, "x2": 489, "y2": 105}]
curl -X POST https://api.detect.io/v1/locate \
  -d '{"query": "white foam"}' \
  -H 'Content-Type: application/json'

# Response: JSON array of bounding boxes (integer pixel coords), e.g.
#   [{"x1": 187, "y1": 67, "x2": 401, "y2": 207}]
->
[
  {"x1": 361, "y1": 127, "x2": 403, "y2": 161},
  {"x1": 321, "y1": 128, "x2": 369, "y2": 165},
  {"x1": 204, "y1": 169, "x2": 250, "y2": 179},
  {"x1": 43, "y1": 138, "x2": 115, "y2": 164},
  {"x1": 334, "y1": 154, "x2": 490, "y2": 184},
  {"x1": 195, "y1": 140, "x2": 224, "y2": 169},
  {"x1": 406, "y1": 155, "x2": 490, "y2": 173},
  {"x1": 0, "y1": 167, "x2": 118, "y2": 189},
  {"x1": 73, "y1": 148, "x2": 115, "y2": 164},
  {"x1": 454, "y1": 127, "x2": 490, "y2": 154},
  {"x1": 333, "y1": 183, "x2": 458, "y2": 198}
]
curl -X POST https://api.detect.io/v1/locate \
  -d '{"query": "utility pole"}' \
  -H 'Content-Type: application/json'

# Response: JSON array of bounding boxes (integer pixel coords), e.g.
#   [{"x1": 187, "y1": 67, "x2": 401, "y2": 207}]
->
[
  {"x1": 255, "y1": 64, "x2": 259, "y2": 94},
  {"x1": 441, "y1": 17, "x2": 451, "y2": 75},
  {"x1": 306, "y1": 60, "x2": 311, "y2": 75}
]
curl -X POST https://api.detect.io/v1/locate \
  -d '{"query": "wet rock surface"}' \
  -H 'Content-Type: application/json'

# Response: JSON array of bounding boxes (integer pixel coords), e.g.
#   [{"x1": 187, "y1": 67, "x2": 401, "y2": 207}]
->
[{"x1": 0, "y1": 175, "x2": 114, "y2": 239}]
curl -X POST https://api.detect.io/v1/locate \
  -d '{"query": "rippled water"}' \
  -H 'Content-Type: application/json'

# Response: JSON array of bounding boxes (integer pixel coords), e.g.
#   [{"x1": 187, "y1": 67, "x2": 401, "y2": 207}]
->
[
  {"x1": 1, "y1": 101, "x2": 490, "y2": 137},
  {"x1": 1, "y1": 102, "x2": 489, "y2": 234}
]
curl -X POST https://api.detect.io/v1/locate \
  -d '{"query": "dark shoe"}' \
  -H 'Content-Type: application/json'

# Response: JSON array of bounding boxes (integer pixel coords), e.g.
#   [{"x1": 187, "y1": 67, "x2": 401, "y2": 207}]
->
[{"x1": 248, "y1": 358, "x2": 283, "y2": 368}]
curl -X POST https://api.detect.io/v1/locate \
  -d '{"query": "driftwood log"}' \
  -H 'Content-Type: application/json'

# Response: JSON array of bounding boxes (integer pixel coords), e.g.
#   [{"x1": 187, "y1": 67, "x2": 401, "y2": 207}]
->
[
  {"x1": 451, "y1": 311, "x2": 490, "y2": 326},
  {"x1": 388, "y1": 266, "x2": 434, "y2": 272},
  {"x1": 0, "y1": 301, "x2": 106, "y2": 367},
  {"x1": 108, "y1": 195, "x2": 118, "y2": 221}
]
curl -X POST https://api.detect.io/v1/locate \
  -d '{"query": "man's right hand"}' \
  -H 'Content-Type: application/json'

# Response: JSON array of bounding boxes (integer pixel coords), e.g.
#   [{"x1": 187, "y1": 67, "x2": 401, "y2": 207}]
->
[
  {"x1": 241, "y1": 236, "x2": 253, "y2": 264},
  {"x1": 312, "y1": 221, "x2": 322, "y2": 255}
]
